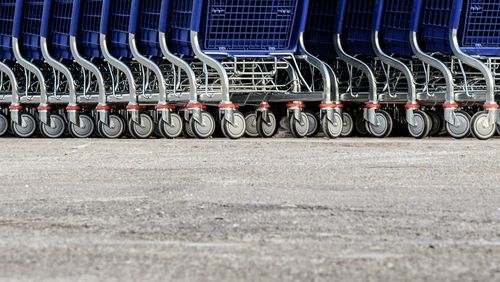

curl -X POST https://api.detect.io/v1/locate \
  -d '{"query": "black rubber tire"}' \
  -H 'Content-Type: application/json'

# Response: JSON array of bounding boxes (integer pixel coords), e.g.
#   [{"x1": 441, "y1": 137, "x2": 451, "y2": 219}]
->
[
  {"x1": 40, "y1": 114, "x2": 66, "y2": 139},
  {"x1": 128, "y1": 113, "x2": 154, "y2": 139},
  {"x1": 446, "y1": 111, "x2": 471, "y2": 139},
  {"x1": 365, "y1": 110, "x2": 393, "y2": 138},
  {"x1": 159, "y1": 112, "x2": 183, "y2": 139},
  {"x1": 289, "y1": 112, "x2": 309, "y2": 138},
  {"x1": 408, "y1": 110, "x2": 431, "y2": 139},
  {"x1": 11, "y1": 112, "x2": 36, "y2": 138},
  {"x1": 221, "y1": 111, "x2": 246, "y2": 139},
  {"x1": 190, "y1": 111, "x2": 216, "y2": 139},
  {"x1": 321, "y1": 112, "x2": 343, "y2": 139},
  {"x1": 98, "y1": 114, "x2": 126, "y2": 139},
  {"x1": 69, "y1": 114, "x2": 95, "y2": 138},
  {"x1": 256, "y1": 112, "x2": 278, "y2": 138}
]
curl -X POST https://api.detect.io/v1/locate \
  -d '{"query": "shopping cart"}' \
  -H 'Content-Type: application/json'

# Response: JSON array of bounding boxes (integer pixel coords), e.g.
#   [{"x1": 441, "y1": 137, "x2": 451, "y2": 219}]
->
[
  {"x1": 40, "y1": 0, "x2": 101, "y2": 138},
  {"x1": 13, "y1": 0, "x2": 67, "y2": 138},
  {"x1": 0, "y1": 0, "x2": 21, "y2": 137},
  {"x1": 164, "y1": 0, "x2": 336, "y2": 139},
  {"x1": 412, "y1": 0, "x2": 500, "y2": 139},
  {"x1": 128, "y1": 0, "x2": 186, "y2": 139}
]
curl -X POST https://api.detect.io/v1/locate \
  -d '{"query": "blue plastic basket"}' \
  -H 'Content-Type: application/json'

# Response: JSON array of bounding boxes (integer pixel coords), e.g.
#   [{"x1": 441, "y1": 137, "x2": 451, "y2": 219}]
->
[
  {"x1": 75, "y1": 0, "x2": 103, "y2": 58},
  {"x1": 458, "y1": 0, "x2": 500, "y2": 56},
  {"x1": 0, "y1": 0, "x2": 16, "y2": 61},
  {"x1": 343, "y1": 0, "x2": 377, "y2": 56},
  {"x1": 14, "y1": 0, "x2": 44, "y2": 61},
  {"x1": 134, "y1": 0, "x2": 163, "y2": 57},
  {"x1": 42, "y1": 0, "x2": 74, "y2": 60},
  {"x1": 418, "y1": 0, "x2": 453, "y2": 54},
  {"x1": 304, "y1": 0, "x2": 339, "y2": 58},
  {"x1": 105, "y1": 0, "x2": 133, "y2": 58},
  {"x1": 378, "y1": 0, "x2": 413, "y2": 57}
]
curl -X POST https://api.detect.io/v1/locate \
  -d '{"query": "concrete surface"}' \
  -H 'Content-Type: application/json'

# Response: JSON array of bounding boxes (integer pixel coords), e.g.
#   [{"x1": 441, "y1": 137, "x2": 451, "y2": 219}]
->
[{"x1": 0, "y1": 137, "x2": 499, "y2": 281}]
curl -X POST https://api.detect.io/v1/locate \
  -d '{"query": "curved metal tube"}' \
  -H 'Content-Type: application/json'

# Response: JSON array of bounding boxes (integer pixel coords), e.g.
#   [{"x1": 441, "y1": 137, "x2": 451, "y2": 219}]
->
[
  {"x1": 334, "y1": 34, "x2": 377, "y2": 105},
  {"x1": 410, "y1": 32, "x2": 455, "y2": 105},
  {"x1": 0, "y1": 62, "x2": 21, "y2": 124},
  {"x1": 159, "y1": 32, "x2": 198, "y2": 104},
  {"x1": 70, "y1": 37, "x2": 108, "y2": 110},
  {"x1": 372, "y1": 31, "x2": 416, "y2": 105},
  {"x1": 129, "y1": 34, "x2": 167, "y2": 105},
  {"x1": 450, "y1": 29, "x2": 495, "y2": 105},
  {"x1": 99, "y1": 34, "x2": 137, "y2": 106},
  {"x1": 298, "y1": 33, "x2": 333, "y2": 104},
  {"x1": 190, "y1": 31, "x2": 230, "y2": 105}
]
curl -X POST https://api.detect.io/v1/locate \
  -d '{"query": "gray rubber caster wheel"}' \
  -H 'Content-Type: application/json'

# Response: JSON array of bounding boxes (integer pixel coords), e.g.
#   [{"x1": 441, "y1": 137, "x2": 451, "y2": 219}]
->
[
  {"x1": 256, "y1": 112, "x2": 277, "y2": 138},
  {"x1": 305, "y1": 110, "x2": 320, "y2": 137},
  {"x1": 365, "y1": 110, "x2": 393, "y2": 138},
  {"x1": 340, "y1": 112, "x2": 354, "y2": 137},
  {"x1": 190, "y1": 111, "x2": 215, "y2": 139},
  {"x1": 446, "y1": 111, "x2": 471, "y2": 139},
  {"x1": 426, "y1": 111, "x2": 441, "y2": 136},
  {"x1": 289, "y1": 112, "x2": 309, "y2": 138},
  {"x1": 98, "y1": 114, "x2": 126, "y2": 139},
  {"x1": 244, "y1": 112, "x2": 259, "y2": 138},
  {"x1": 471, "y1": 111, "x2": 495, "y2": 140},
  {"x1": 0, "y1": 113, "x2": 9, "y2": 137},
  {"x1": 221, "y1": 111, "x2": 246, "y2": 139},
  {"x1": 321, "y1": 112, "x2": 343, "y2": 139},
  {"x1": 40, "y1": 114, "x2": 66, "y2": 138},
  {"x1": 408, "y1": 110, "x2": 431, "y2": 139},
  {"x1": 159, "y1": 112, "x2": 183, "y2": 139},
  {"x1": 69, "y1": 114, "x2": 95, "y2": 138},
  {"x1": 11, "y1": 112, "x2": 36, "y2": 138},
  {"x1": 128, "y1": 113, "x2": 154, "y2": 139}
]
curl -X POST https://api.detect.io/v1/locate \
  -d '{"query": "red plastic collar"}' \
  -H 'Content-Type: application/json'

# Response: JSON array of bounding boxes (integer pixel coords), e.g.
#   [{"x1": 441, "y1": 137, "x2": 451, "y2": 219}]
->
[
  {"x1": 156, "y1": 104, "x2": 176, "y2": 110},
  {"x1": 287, "y1": 101, "x2": 305, "y2": 108},
  {"x1": 404, "y1": 104, "x2": 420, "y2": 109},
  {"x1": 443, "y1": 103, "x2": 459, "y2": 109},
  {"x1": 9, "y1": 105, "x2": 24, "y2": 111},
  {"x1": 483, "y1": 103, "x2": 499, "y2": 109},
  {"x1": 365, "y1": 103, "x2": 381, "y2": 109},
  {"x1": 37, "y1": 105, "x2": 52, "y2": 111},
  {"x1": 320, "y1": 103, "x2": 344, "y2": 109},
  {"x1": 219, "y1": 103, "x2": 237, "y2": 109},
  {"x1": 66, "y1": 105, "x2": 81, "y2": 111},
  {"x1": 185, "y1": 103, "x2": 204, "y2": 109},
  {"x1": 259, "y1": 102, "x2": 271, "y2": 109},
  {"x1": 96, "y1": 105, "x2": 111, "y2": 111}
]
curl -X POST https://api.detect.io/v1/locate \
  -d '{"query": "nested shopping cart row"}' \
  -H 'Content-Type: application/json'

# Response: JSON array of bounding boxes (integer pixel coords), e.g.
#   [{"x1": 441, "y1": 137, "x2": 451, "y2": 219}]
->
[
  {"x1": 0, "y1": 0, "x2": 499, "y2": 140},
  {"x1": 305, "y1": 0, "x2": 500, "y2": 140}
]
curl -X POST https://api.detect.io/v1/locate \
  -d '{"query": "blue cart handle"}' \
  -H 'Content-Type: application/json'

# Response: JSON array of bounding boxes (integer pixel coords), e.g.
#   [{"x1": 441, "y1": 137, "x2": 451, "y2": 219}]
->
[
  {"x1": 128, "y1": 0, "x2": 140, "y2": 35},
  {"x1": 159, "y1": 0, "x2": 170, "y2": 33},
  {"x1": 13, "y1": 0, "x2": 24, "y2": 38},
  {"x1": 190, "y1": 0, "x2": 202, "y2": 32},
  {"x1": 450, "y1": 0, "x2": 464, "y2": 30},
  {"x1": 41, "y1": 0, "x2": 54, "y2": 38},
  {"x1": 298, "y1": 0, "x2": 310, "y2": 33},
  {"x1": 335, "y1": 0, "x2": 348, "y2": 34},
  {"x1": 410, "y1": 0, "x2": 424, "y2": 32},
  {"x1": 372, "y1": 0, "x2": 385, "y2": 32},
  {"x1": 70, "y1": 0, "x2": 83, "y2": 37},
  {"x1": 100, "y1": 0, "x2": 112, "y2": 34}
]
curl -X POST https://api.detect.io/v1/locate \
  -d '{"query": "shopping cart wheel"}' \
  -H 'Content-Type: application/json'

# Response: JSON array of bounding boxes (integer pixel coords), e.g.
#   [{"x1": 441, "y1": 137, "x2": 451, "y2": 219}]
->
[
  {"x1": 354, "y1": 114, "x2": 368, "y2": 136},
  {"x1": 221, "y1": 111, "x2": 246, "y2": 139},
  {"x1": 408, "y1": 110, "x2": 431, "y2": 139},
  {"x1": 341, "y1": 112, "x2": 354, "y2": 137},
  {"x1": 321, "y1": 112, "x2": 343, "y2": 139},
  {"x1": 305, "y1": 110, "x2": 320, "y2": 137},
  {"x1": 11, "y1": 112, "x2": 36, "y2": 138},
  {"x1": 426, "y1": 111, "x2": 442, "y2": 136},
  {"x1": 159, "y1": 113, "x2": 183, "y2": 139},
  {"x1": 244, "y1": 112, "x2": 259, "y2": 138},
  {"x1": 471, "y1": 111, "x2": 495, "y2": 140},
  {"x1": 69, "y1": 114, "x2": 95, "y2": 138},
  {"x1": 289, "y1": 113, "x2": 309, "y2": 138},
  {"x1": 128, "y1": 114, "x2": 154, "y2": 139},
  {"x1": 446, "y1": 111, "x2": 471, "y2": 139},
  {"x1": 40, "y1": 114, "x2": 66, "y2": 138},
  {"x1": 256, "y1": 112, "x2": 277, "y2": 138},
  {"x1": 98, "y1": 114, "x2": 126, "y2": 139},
  {"x1": 0, "y1": 113, "x2": 9, "y2": 136},
  {"x1": 190, "y1": 111, "x2": 215, "y2": 139},
  {"x1": 365, "y1": 110, "x2": 393, "y2": 138}
]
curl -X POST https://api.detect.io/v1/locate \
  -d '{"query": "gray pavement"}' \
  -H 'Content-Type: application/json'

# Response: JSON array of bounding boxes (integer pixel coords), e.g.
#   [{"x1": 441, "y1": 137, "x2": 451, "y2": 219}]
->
[{"x1": 0, "y1": 137, "x2": 499, "y2": 281}]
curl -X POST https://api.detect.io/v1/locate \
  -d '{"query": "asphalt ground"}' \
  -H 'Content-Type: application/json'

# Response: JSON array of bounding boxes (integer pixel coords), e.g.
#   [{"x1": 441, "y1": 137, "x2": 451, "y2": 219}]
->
[{"x1": 0, "y1": 137, "x2": 499, "y2": 281}]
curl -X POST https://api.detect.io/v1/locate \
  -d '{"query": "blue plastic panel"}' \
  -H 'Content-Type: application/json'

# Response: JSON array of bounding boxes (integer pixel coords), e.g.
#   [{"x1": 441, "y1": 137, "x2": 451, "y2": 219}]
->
[
  {"x1": 137, "y1": 0, "x2": 162, "y2": 57},
  {"x1": 49, "y1": 0, "x2": 74, "y2": 60},
  {"x1": 380, "y1": 0, "x2": 413, "y2": 57},
  {"x1": 168, "y1": 0, "x2": 194, "y2": 56},
  {"x1": 304, "y1": 0, "x2": 338, "y2": 58},
  {"x1": 344, "y1": 0, "x2": 377, "y2": 56},
  {"x1": 459, "y1": 0, "x2": 500, "y2": 56},
  {"x1": 19, "y1": 0, "x2": 44, "y2": 60},
  {"x1": 78, "y1": 0, "x2": 103, "y2": 58},
  {"x1": 419, "y1": 0, "x2": 453, "y2": 54},
  {"x1": 0, "y1": 0, "x2": 16, "y2": 61},
  {"x1": 107, "y1": 0, "x2": 133, "y2": 58}
]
